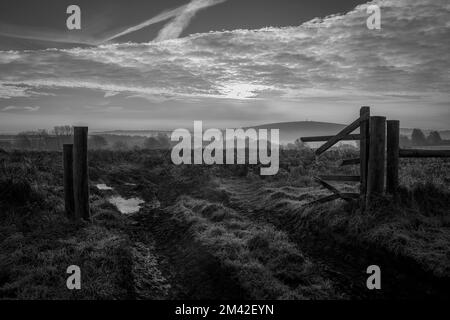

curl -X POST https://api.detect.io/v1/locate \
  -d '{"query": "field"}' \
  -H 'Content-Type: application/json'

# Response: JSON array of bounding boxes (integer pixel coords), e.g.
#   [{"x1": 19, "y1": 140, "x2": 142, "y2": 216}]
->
[{"x1": 0, "y1": 148, "x2": 449, "y2": 299}]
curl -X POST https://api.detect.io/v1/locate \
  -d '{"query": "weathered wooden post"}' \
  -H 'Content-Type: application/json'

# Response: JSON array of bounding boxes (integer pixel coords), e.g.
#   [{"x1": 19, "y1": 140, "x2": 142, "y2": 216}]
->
[
  {"x1": 386, "y1": 120, "x2": 400, "y2": 195},
  {"x1": 73, "y1": 127, "x2": 90, "y2": 221},
  {"x1": 366, "y1": 116, "x2": 386, "y2": 207},
  {"x1": 63, "y1": 144, "x2": 75, "y2": 218},
  {"x1": 359, "y1": 106, "x2": 370, "y2": 210}
]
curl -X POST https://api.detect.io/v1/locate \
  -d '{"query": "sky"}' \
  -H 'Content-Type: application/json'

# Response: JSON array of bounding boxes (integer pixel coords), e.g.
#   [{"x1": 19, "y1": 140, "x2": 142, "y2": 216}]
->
[{"x1": 0, "y1": 0, "x2": 449, "y2": 133}]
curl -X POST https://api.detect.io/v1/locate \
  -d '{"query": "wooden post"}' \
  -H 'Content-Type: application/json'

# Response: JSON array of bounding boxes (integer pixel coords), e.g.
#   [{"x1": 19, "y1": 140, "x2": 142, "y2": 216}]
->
[
  {"x1": 73, "y1": 127, "x2": 90, "y2": 221},
  {"x1": 386, "y1": 120, "x2": 400, "y2": 195},
  {"x1": 359, "y1": 106, "x2": 370, "y2": 210},
  {"x1": 63, "y1": 144, "x2": 75, "y2": 218},
  {"x1": 366, "y1": 116, "x2": 386, "y2": 207}
]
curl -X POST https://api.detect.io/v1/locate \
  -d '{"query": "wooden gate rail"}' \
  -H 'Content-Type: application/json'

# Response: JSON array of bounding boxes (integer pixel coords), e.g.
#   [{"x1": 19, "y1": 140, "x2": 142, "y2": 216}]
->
[
  {"x1": 317, "y1": 175, "x2": 360, "y2": 182},
  {"x1": 314, "y1": 177, "x2": 359, "y2": 202},
  {"x1": 315, "y1": 111, "x2": 370, "y2": 156},
  {"x1": 301, "y1": 106, "x2": 371, "y2": 208},
  {"x1": 340, "y1": 158, "x2": 360, "y2": 166},
  {"x1": 301, "y1": 134, "x2": 360, "y2": 142}
]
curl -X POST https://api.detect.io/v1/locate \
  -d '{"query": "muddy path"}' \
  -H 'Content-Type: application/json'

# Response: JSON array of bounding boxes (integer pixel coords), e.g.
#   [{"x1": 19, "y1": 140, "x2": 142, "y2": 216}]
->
[
  {"x1": 95, "y1": 183, "x2": 246, "y2": 299},
  {"x1": 127, "y1": 207, "x2": 247, "y2": 299},
  {"x1": 97, "y1": 168, "x2": 448, "y2": 299},
  {"x1": 101, "y1": 178, "x2": 344, "y2": 299}
]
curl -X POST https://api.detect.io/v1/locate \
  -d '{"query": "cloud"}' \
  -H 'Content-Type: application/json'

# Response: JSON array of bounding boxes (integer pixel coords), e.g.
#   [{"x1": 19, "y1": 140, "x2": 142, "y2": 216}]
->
[
  {"x1": 0, "y1": 0, "x2": 226, "y2": 45},
  {"x1": 2, "y1": 105, "x2": 40, "y2": 112},
  {"x1": 24, "y1": 106, "x2": 40, "y2": 112},
  {"x1": 0, "y1": 0, "x2": 449, "y2": 128},
  {"x1": 155, "y1": 0, "x2": 227, "y2": 41},
  {"x1": 104, "y1": 91, "x2": 120, "y2": 98},
  {"x1": 103, "y1": 4, "x2": 189, "y2": 42},
  {"x1": 0, "y1": 22, "x2": 98, "y2": 45}
]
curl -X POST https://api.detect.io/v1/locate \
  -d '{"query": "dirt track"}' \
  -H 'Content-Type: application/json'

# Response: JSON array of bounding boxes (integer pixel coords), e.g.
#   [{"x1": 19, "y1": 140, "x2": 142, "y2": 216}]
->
[{"x1": 104, "y1": 174, "x2": 449, "y2": 300}]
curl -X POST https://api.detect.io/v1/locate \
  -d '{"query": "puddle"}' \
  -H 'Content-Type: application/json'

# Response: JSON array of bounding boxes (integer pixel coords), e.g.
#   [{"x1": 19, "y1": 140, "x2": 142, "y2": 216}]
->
[
  {"x1": 108, "y1": 196, "x2": 145, "y2": 214},
  {"x1": 96, "y1": 183, "x2": 144, "y2": 214},
  {"x1": 97, "y1": 184, "x2": 113, "y2": 190}
]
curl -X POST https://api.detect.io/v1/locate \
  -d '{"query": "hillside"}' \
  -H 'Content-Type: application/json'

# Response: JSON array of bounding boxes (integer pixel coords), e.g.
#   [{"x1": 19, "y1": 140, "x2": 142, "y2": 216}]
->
[
  {"x1": 245, "y1": 121, "x2": 347, "y2": 144},
  {"x1": 248, "y1": 122, "x2": 450, "y2": 144}
]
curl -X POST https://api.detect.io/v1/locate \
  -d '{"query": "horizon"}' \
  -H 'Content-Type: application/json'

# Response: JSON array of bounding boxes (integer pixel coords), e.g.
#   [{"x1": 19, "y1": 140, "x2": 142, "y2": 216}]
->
[{"x1": 2, "y1": 118, "x2": 450, "y2": 136}]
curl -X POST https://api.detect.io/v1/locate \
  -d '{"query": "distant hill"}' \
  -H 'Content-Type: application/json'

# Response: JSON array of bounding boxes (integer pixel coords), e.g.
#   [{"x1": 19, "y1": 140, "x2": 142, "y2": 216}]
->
[
  {"x1": 93, "y1": 130, "x2": 172, "y2": 137},
  {"x1": 38, "y1": 123, "x2": 450, "y2": 145},
  {"x1": 244, "y1": 122, "x2": 450, "y2": 144},
  {"x1": 245, "y1": 121, "x2": 348, "y2": 144}
]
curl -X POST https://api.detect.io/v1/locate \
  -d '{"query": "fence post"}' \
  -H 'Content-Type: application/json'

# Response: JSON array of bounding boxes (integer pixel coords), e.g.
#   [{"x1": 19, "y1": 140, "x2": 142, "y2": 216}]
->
[
  {"x1": 386, "y1": 120, "x2": 400, "y2": 195},
  {"x1": 366, "y1": 116, "x2": 386, "y2": 207},
  {"x1": 359, "y1": 106, "x2": 370, "y2": 210},
  {"x1": 63, "y1": 144, "x2": 75, "y2": 218},
  {"x1": 73, "y1": 127, "x2": 90, "y2": 221}
]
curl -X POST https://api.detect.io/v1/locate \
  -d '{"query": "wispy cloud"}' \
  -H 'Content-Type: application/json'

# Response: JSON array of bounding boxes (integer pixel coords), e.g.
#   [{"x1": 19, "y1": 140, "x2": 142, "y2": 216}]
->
[
  {"x1": 0, "y1": 22, "x2": 98, "y2": 45},
  {"x1": 103, "y1": 5, "x2": 189, "y2": 42},
  {"x1": 2, "y1": 0, "x2": 448, "y2": 100},
  {"x1": 0, "y1": 0, "x2": 449, "y2": 129},
  {"x1": 2, "y1": 105, "x2": 40, "y2": 112},
  {"x1": 155, "y1": 0, "x2": 227, "y2": 41},
  {"x1": 0, "y1": 0, "x2": 227, "y2": 45}
]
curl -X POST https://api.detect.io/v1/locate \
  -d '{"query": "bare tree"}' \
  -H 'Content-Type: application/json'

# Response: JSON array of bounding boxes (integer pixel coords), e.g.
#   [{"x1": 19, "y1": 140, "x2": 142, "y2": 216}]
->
[{"x1": 53, "y1": 125, "x2": 73, "y2": 149}]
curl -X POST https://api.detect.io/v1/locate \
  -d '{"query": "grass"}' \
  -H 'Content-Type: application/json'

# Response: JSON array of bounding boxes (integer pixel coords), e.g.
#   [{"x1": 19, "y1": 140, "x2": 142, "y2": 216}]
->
[
  {"x1": 163, "y1": 197, "x2": 340, "y2": 299},
  {"x1": 218, "y1": 177, "x2": 450, "y2": 278},
  {"x1": 0, "y1": 152, "x2": 169, "y2": 299},
  {"x1": 0, "y1": 149, "x2": 448, "y2": 299}
]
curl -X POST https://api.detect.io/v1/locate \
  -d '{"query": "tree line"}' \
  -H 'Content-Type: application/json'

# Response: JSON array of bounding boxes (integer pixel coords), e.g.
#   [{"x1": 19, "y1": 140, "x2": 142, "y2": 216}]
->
[
  {"x1": 0, "y1": 127, "x2": 447, "y2": 152},
  {"x1": 401, "y1": 129, "x2": 449, "y2": 147},
  {"x1": 0, "y1": 127, "x2": 172, "y2": 151}
]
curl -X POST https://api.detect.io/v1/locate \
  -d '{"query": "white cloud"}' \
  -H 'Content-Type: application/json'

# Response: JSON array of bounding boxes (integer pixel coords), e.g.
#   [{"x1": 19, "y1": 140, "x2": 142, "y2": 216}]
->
[
  {"x1": 103, "y1": 4, "x2": 191, "y2": 42},
  {"x1": 2, "y1": 105, "x2": 40, "y2": 112},
  {"x1": 104, "y1": 91, "x2": 120, "y2": 98},
  {"x1": 2, "y1": 106, "x2": 17, "y2": 111},
  {"x1": 155, "y1": 0, "x2": 227, "y2": 41},
  {"x1": 0, "y1": 0, "x2": 449, "y2": 127},
  {"x1": 24, "y1": 106, "x2": 40, "y2": 112}
]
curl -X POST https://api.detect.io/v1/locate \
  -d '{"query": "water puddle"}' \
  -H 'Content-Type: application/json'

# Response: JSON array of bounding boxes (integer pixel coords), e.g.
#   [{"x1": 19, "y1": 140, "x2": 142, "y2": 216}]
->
[
  {"x1": 108, "y1": 196, "x2": 145, "y2": 215},
  {"x1": 96, "y1": 184, "x2": 113, "y2": 190},
  {"x1": 96, "y1": 183, "x2": 145, "y2": 214}
]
